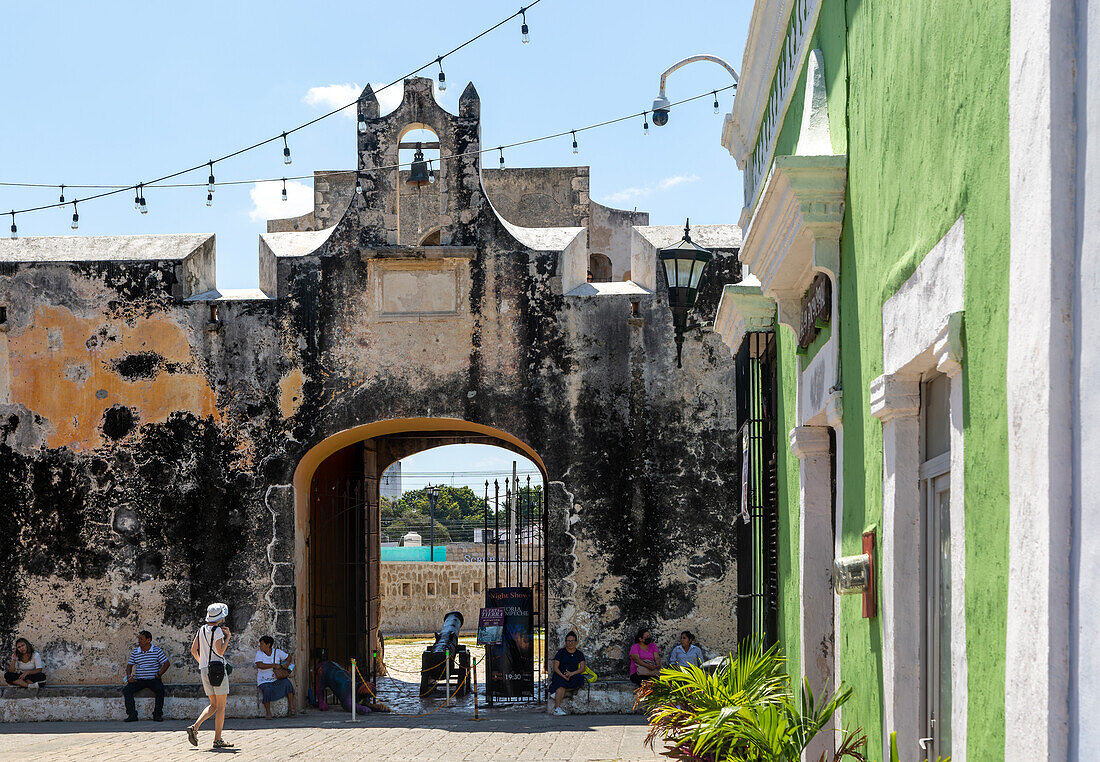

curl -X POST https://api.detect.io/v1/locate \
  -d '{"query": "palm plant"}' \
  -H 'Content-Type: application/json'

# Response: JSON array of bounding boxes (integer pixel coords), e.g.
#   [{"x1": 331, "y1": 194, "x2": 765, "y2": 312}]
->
[{"x1": 635, "y1": 641, "x2": 865, "y2": 762}]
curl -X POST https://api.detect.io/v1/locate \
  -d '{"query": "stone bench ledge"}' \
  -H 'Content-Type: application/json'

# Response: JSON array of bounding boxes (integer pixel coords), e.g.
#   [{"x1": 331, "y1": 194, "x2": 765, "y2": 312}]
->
[{"x1": 1, "y1": 683, "x2": 211, "y2": 700}]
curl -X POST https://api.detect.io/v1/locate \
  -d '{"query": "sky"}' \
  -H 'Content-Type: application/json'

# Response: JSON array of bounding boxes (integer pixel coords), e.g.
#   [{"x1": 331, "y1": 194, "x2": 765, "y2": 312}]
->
[
  {"x1": 0, "y1": 0, "x2": 753, "y2": 476},
  {"x1": 394, "y1": 445, "x2": 541, "y2": 496}
]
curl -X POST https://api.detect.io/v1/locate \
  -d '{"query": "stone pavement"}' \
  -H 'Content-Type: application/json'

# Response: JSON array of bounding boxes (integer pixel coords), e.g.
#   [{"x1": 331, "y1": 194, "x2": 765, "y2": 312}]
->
[{"x1": 1, "y1": 709, "x2": 661, "y2": 761}]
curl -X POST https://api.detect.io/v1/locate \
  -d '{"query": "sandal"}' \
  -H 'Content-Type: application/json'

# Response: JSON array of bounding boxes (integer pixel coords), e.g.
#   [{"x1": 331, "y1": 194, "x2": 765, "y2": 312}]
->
[
  {"x1": 213, "y1": 738, "x2": 234, "y2": 748},
  {"x1": 186, "y1": 726, "x2": 198, "y2": 747}
]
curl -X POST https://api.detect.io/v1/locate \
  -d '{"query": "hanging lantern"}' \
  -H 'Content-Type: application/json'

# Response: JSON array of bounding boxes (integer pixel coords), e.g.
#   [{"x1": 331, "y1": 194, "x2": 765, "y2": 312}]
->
[
  {"x1": 658, "y1": 218, "x2": 712, "y2": 368},
  {"x1": 407, "y1": 143, "x2": 431, "y2": 188}
]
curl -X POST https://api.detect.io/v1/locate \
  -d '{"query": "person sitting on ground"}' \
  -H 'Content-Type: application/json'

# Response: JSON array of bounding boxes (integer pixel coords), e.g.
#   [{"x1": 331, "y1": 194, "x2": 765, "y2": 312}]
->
[
  {"x1": 123, "y1": 630, "x2": 169, "y2": 721},
  {"x1": 668, "y1": 630, "x2": 705, "y2": 669},
  {"x1": 255, "y1": 636, "x2": 296, "y2": 719},
  {"x1": 5, "y1": 638, "x2": 46, "y2": 689},
  {"x1": 547, "y1": 631, "x2": 586, "y2": 716},
  {"x1": 628, "y1": 627, "x2": 660, "y2": 686},
  {"x1": 312, "y1": 649, "x2": 386, "y2": 714}
]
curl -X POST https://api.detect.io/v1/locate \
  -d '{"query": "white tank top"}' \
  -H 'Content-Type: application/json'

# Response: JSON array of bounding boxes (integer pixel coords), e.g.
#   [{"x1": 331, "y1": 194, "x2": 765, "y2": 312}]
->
[{"x1": 196, "y1": 624, "x2": 226, "y2": 669}]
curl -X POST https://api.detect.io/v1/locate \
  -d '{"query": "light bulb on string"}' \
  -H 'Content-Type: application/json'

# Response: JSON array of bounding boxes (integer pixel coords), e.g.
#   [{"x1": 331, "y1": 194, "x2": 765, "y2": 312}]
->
[
  {"x1": 139, "y1": 184, "x2": 148, "y2": 215},
  {"x1": 282, "y1": 133, "x2": 292, "y2": 165},
  {"x1": 427, "y1": 160, "x2": 435, "y2": 184},
  {"x1": 520, "y1": 8, "x2": 530, "y2": 44},
  {"x1": 358, "y1": 112, "x2": 367, "y2": 134},
  {"x1": 713, "y1": 91, "x2": 720, "y2": 114},
  {"x1": 71, "y1": 202, "x2": 79, "y2": 230},
  {"x1": 571, "y1": 130, "x2": 579, "y2": 155},
  {"x1": 207, "y1": 162, "x2": 216, "y2": 195},
  {"x1": 436, "y1": 58, "x2": 447, "y2": 92},
  {"x1": 643, "y1": 112, "x2": 650, "y2": 136},
  {"x1": 206, "y1": 192, "x2": 213, "y2": 207},
  {"x1": 58, "y1": 185, "x2": 65, "y2": 205},
  {"x1": 281, "y1": 178, "x2": 288, "y2": 202},
  {"x1": 134, "y1": 186, "x2": 142, "y2": 212},
  {"x1": 355, "y1": 176, "x2": 363, "y2": 195},
  {"x1": 499, "y1": 147, "x2": 505, "y2": 169},
  {"x1": 9, "y1": 212, "x2": 17, "y2": 240}
]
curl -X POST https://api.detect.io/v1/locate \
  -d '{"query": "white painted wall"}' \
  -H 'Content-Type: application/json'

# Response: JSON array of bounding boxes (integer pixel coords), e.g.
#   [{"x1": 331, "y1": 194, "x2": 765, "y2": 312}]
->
[
  {"x1": 1006, "y1": 0, "x2": 1077, "y2": 758},
  {"x1": 1072, "y1": 0, "x2": 1100, "y2": 755}
]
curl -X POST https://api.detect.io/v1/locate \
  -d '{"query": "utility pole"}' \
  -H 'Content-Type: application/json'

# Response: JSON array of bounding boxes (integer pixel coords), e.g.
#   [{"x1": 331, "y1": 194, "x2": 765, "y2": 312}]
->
[
  {"x1": 426, "y1": 484, "x2": 440, "y2": 562},
  {"x1": 509, "y1": 461, "x2": 518, "y2": 586}
]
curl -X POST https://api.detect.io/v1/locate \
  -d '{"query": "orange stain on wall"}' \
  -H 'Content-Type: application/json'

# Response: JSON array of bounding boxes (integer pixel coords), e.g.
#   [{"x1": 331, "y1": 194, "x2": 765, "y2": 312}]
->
[{"x1": 6, "y1": 305, "x2": 222, "y2": 451}]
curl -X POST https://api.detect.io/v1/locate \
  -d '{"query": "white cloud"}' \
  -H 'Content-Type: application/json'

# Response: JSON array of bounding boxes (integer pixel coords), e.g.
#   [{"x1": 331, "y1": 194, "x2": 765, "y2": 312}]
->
[
  {"x1": 303, "y1": 80, "x2": 445, "y2": 120},
  {"x1": 658, "y1": 174, "x2": 701, "y2": 190},
  {"x1": 604, "y1": 186, "x2": 649, "y2": 203},
  {"x1": 602, "y1": 174, "x2": 701, "y2": 204},
  {"x1": 302, "y1": 83, "x2": 361, "y2": 118},
  {"x1": 249, "y1": 180, "x2": 313, "y2": 223}
]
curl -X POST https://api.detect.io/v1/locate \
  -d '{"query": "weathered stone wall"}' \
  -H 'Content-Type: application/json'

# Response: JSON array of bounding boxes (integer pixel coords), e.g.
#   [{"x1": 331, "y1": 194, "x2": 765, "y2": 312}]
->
[
  {"x1": 481, "y1": 167, "x2": 589, "y2": 228},
  {"x1": 590, "y1": 201, "x2": 650, "y2": 281},
  {"x1": 378, "y1": 562, "x2": 487, "y2": 635},
  {"x1": 0, "y1": 78, "x2": 743, "y2": 689}
]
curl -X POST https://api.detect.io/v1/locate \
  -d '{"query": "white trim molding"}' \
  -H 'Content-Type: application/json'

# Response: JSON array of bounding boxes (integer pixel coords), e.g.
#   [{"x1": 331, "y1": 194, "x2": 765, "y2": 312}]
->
[
  {"x1": 869, "y1": 372, "x2": 922, "y2": 759},
  {"x1": 872, "y1": 216, "x2": 967, "y2": 762},
  {"x1": 789, "y1": 425, "x2": 835, "y2": 762},
  {"x1": 714, "y1": 284, "x2": 777, "y2": 356},
  {"x1": 1006, "y1": 0, "x2": 1078, "y2": 758}
]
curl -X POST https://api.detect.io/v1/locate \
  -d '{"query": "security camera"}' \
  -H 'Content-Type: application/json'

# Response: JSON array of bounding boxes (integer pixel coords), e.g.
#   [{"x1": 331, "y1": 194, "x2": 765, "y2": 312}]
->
[{"x1": 651, "y1": 94, "x2": 671, "y2": 127}]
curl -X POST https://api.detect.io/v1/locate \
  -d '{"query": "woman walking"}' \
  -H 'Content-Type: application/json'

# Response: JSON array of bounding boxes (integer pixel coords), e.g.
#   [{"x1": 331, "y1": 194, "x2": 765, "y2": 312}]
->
[{"x1": 185, "y1": 603, "x2": 234, "y2": 749}]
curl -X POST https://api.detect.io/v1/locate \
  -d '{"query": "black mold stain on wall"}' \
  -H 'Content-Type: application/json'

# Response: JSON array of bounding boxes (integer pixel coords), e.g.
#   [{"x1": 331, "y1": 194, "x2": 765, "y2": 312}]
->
[
  {"x1": 109, "y1": 352, "x2": 165, "y2": 380},
  {"x1": 101, "y1": 405, "x2": 138, "y2": 439},
  {"x1": 1, "y1": 78, "x2": 744, "y2": 677}
]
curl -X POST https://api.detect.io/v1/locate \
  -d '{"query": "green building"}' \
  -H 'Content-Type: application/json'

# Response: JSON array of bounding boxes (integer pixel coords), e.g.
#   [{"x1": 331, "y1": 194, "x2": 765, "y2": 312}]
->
[{"x1": 711, "y1": 0, "x2": 1098, "y2": 760}]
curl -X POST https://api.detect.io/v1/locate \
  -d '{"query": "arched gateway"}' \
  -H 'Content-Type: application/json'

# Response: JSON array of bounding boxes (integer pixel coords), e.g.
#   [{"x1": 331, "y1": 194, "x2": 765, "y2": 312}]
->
[
  {"x1": 0, "y1": 76, "x2": 746, "y2": 697},
  {"x1": 293, "y1": 418, "x2": 547, "y2": 679}
]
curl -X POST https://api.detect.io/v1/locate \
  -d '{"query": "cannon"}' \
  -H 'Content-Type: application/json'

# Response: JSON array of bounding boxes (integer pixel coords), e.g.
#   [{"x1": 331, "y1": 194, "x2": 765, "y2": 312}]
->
[{"x1": 420, "y1": 611, "x2": 470, "y2": 696}]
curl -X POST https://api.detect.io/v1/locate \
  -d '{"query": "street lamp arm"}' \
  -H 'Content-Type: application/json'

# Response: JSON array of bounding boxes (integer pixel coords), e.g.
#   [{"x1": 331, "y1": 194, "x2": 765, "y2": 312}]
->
[{"x1": 658, "y1": 55, "x2": 739, "y2": 98}]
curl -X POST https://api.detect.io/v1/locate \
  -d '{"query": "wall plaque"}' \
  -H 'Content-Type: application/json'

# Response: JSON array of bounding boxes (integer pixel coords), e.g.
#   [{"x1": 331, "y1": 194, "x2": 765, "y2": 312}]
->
[
  {"x1": 369, "y1": 259, "x2": 468, "y2": 320},
  {"x1": 797, "y1": 272, "x2": 831, "y2": 350}
]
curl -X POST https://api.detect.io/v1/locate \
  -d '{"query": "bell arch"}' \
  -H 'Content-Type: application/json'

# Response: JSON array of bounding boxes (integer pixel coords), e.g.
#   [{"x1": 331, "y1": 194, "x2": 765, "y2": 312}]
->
[
  {"x1": 355, "y1": 77, "x2": 482, "y2": 247},
  {"x1": 291, "y1": 417, "x2": 548, "y2": 681},
  {"x1": 396, "y1": 125, "x2": 441, "y2": 245}
]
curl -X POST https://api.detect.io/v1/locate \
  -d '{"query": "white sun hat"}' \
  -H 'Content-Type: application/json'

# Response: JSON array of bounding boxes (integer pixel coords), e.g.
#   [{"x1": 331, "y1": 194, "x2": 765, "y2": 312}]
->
[{"x1": 205, "y1": 602, "x2": 229, "y2": 623}]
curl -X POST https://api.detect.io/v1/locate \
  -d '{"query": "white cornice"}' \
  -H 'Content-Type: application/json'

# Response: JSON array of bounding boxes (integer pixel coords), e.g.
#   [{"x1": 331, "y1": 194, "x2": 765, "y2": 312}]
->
[
  {"x1": 738, "y1": 154, "x2": 846, "y2": 324},
  {"x1": 714, "y1": 284, "x2": 777, "y2": 356}
]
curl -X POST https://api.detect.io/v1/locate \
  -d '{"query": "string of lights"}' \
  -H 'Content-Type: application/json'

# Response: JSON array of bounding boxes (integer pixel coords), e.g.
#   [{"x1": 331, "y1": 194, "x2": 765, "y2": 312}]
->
[
  {"x1": 2, "y1": 1, "x2": 543, "y2": 235},
  {"x1": 3, "y1": 83, "x2": 734, "y2": 238}
]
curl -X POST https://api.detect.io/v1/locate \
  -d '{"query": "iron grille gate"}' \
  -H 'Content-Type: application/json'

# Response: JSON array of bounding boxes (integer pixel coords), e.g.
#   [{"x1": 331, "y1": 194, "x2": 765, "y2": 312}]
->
[
  {"x1": 481, "y1": 475, "x2": 547, "y2": 705},
  {"x1": 734, "y1": 331, "x2": 780, "y2": 647},
  {"x1": 309, "y1": 478, "x2": 368, "y2": 675}
]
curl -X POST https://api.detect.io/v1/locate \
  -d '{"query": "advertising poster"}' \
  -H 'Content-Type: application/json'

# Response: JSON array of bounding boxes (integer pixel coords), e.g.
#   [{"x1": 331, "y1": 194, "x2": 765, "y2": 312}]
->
[
  {"x1": 486, "y1": 586, "x2": 533, "y2": 699},
  {"x1": 477, "y1": 607, "x2": 505, "y2": 645}
]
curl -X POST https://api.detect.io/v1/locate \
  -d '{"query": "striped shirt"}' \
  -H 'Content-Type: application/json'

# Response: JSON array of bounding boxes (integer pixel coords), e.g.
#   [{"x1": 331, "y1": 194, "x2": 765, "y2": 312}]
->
[{"x1": 128, "y1": 644, "x2": 168, "y2": 680}]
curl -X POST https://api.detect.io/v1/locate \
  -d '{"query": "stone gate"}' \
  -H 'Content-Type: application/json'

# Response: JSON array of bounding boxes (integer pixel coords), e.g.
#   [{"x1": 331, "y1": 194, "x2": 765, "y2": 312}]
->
[{"x1": 0, "y1": 77, "x2": 743, "y2": 695}]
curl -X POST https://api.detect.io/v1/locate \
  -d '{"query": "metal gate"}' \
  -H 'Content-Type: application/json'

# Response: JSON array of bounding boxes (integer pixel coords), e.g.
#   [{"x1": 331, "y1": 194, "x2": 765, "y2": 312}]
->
[
  {"x1": 734, "y1": 330, "x2": 780, "y2": 647},
  {"x1": 309, "y1": 478, "x2": 368, "y2": 673},
  {"x1": 481, "y1": 474, "x2": 547, "y2": 704}
]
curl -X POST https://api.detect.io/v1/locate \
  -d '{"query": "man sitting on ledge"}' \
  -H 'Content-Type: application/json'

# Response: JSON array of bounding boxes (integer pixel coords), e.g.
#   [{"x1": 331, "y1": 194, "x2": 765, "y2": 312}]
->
[{"x1": 123, "y1": 630, "x2": 169, "y2": 722}]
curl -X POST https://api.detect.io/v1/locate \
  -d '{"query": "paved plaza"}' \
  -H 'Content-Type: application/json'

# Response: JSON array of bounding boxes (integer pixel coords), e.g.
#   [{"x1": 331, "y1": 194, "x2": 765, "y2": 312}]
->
[
  {"x1": 2, "y1": 711, "x2": 660, "y2": 761},
  {"x1": 3, "y1": 637, "x2": 658, "y2": 761}
]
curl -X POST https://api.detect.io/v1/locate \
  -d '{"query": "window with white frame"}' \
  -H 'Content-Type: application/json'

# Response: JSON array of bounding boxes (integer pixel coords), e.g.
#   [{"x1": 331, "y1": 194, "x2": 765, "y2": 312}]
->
[{"x1": 920, "y1": 372, "x2": 952, "y2": 761}]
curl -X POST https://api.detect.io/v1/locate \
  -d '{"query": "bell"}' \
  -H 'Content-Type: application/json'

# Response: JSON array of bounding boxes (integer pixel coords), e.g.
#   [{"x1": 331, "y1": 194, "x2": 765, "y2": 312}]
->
[{"x1": 407, "y1": 143, "x2": 431, "y2": 188}]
